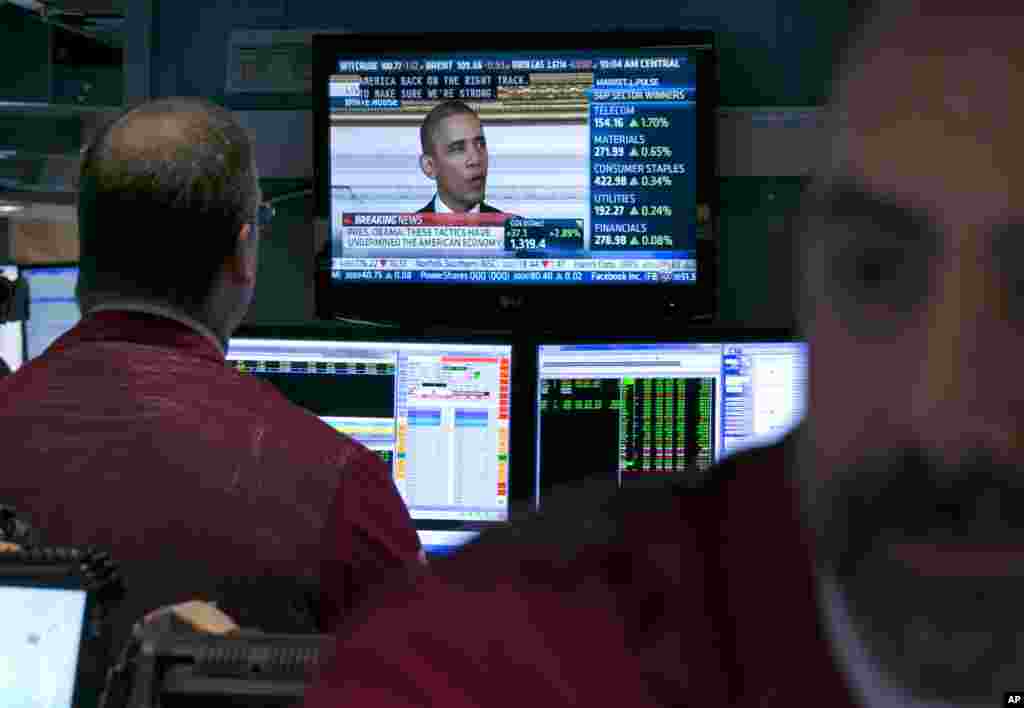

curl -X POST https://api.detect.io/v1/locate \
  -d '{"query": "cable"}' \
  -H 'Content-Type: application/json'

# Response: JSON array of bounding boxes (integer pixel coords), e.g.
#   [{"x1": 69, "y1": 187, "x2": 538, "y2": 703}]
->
[
  {"x1": 266, "y1": 188, "x2": 314, "y2": 206},
  {"x1": 333, "y1": 315, "x2": 401, "y2": 329}
]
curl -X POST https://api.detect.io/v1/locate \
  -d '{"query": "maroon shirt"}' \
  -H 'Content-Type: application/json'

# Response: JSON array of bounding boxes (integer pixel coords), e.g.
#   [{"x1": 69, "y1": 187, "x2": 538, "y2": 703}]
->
[
  {"x1": 306, "y1": 436, "x2": 859, "y2": 707},
  {"x1": 0, "y1": 311, "x2": 420, "y2": 646}
]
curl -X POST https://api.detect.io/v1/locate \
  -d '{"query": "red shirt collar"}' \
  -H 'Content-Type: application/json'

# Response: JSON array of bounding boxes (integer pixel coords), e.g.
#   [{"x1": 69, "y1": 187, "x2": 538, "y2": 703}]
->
[{"x1": 48, "y1": 310, "x2": 225, "y2": 364}]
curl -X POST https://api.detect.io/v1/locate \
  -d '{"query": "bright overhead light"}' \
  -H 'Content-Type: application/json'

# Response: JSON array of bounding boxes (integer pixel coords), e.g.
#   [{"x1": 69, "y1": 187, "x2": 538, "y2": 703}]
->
[{"x1": 0, "y1": 204, "x2": 24, "y2": 214}]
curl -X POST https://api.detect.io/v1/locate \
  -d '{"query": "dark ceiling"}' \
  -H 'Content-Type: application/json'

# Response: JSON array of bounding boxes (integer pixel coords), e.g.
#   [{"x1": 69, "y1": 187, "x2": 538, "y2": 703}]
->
[
  {"x1": 3, "y1": 0, "x2": 125, "y2": 48},
  {"x1": 36, "y1": 0, "x2": 123, "y2": 13}
]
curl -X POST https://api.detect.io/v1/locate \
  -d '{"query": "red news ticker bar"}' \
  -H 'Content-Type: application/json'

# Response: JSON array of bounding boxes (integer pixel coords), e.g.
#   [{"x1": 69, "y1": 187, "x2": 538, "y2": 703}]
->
[
  {"x1": 342, "y1": 212, "x2": 510, "y2": 226},
  {"x1": 415, "y1": 213, "x2": 510, "y2": 225},
  {"x1": 442, "y1": 357, "x2": 499, "y2": 363}
]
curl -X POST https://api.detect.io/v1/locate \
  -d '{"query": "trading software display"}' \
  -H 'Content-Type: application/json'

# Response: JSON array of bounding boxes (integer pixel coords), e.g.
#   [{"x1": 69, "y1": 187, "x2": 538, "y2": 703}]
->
[
  {"x1": 0, "y1": 265, "x2": 22, "y2": 371},
  {"x1": 326, "y1": 42, "x2": 710, "y2": 287},
  {"x1": 227, "y1": 338, "x2": 512, "y2": 522},
  {"x1": 0, "y1": 585, "x2": 87, "y2": 708},
  {"x1": 536, "y1": 341, "x2": 807, "y2": 496},
  {"x1": 22, "y1": 266, "x2": 80, "y2": 360}
]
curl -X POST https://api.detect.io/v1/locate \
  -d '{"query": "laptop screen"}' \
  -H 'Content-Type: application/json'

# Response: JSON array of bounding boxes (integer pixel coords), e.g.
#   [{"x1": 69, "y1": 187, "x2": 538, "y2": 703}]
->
[{"x1": 0, "y1": 584, "x2": 88, "y2": 708}]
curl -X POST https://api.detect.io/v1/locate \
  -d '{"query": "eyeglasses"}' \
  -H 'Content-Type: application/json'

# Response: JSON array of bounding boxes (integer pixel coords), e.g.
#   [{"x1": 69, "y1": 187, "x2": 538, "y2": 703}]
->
[{"x1": 254, "y1": 203, "x2": 275, "y2": 228}]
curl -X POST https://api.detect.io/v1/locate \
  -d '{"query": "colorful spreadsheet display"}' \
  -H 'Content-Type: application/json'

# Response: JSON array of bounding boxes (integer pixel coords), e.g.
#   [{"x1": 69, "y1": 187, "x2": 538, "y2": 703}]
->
[
  {"x1": 535, "y1": 340, "x2": 807, "y2": 499},
  {"x1": 228, "y1": 336, "x2": 513, "y2": 523}
]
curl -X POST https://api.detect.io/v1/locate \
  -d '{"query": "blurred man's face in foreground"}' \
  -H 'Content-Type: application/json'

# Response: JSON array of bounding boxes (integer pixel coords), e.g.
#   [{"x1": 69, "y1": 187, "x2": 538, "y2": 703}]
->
[{"x1": 799, "y1": 9, "x2": 1024, "y2": 703}]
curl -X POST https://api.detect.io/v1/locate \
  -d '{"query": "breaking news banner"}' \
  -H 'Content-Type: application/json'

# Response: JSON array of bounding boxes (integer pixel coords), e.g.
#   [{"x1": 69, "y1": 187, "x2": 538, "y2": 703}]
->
[
  {"x1": 1006, "y1": 692, "x2": 1024, "y2": 704},
  {"x1": 338, "y1": 212, "x2": 586, "y2": 256},
  {"x1": 341, "y1": 212, "x2": 510, "y2": 252}
]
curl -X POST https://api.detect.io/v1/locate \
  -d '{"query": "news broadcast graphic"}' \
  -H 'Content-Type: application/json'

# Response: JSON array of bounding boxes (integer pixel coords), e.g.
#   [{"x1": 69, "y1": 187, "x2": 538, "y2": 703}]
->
[{"x1": 325, "y1": 41, "x2": 711, "y2": 288}]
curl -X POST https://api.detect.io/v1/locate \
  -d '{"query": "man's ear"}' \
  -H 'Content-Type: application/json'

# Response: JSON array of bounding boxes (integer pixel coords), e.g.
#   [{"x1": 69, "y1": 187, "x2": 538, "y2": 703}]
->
[
  {"x1": 419, "y1": 153, "x2": 436, "y2": 180},
  {"x1": 229, "y1": 223, "x2": 258, "y2": 284}
]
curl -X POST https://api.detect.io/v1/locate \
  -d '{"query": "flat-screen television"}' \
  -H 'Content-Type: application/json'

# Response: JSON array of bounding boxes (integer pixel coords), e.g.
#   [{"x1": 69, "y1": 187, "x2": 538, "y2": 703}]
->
[
  {"x1": 531, "y1": 331, "x2": 806, "y2": 505},
  {"x1": 314, "y1": 31, "x2": 717, "y2": 331}
]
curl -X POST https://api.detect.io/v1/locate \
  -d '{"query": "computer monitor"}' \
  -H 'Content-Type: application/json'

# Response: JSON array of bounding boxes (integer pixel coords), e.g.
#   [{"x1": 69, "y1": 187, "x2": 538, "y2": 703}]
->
[
  {"x1": 227, "y1": 328, "x2": 516, "y2": 524},
  {"x1": 0, "y1": 264, "x2": 23, "y2": 371},
  {"x1": 417, "y1": 529, "x2": 481, "y2": 557},
  {"x1": 534, "y1": 333, "x2": 806, "y2": 503},
  {"x1": 314, "y1": 31, "x2": 717, "y2": 330},
  {"x1": 21, "y1": 264, "x2": 81, "y2": 360},
  {"x1": 0, "y1": 574, "x2": 91, "y2": 708}
]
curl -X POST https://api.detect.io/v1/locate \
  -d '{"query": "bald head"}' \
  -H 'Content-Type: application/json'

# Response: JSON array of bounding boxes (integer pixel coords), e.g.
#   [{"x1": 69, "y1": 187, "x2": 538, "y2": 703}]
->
[
  {"x1": 797, "y1": 6, "x2": 1024, "y2": 705},
  {"x1": 100, "y1": 101, "x2": 253, "y2": 183},
  {"x1": 77, "y1": 97, "x2": 260, "y2": 313}
]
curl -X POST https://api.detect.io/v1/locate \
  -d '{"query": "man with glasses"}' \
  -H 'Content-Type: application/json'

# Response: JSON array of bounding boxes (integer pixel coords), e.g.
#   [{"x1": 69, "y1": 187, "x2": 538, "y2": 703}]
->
[{"x1": 0, "y1": 97, "x2": 423, "y2": 669}]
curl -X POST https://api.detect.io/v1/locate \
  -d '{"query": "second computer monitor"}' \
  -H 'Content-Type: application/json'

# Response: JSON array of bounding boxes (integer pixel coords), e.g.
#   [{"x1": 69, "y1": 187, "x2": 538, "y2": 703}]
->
[
  {"x1": 535, "y1": 337, "x2": 807, "y2": 499},
  {"x1": 227, "y1": 333, "x2": 513, "y2": 524},
  {"x1": 22, "y1": 265, "x2": 81, "y2": 360},
  {"x1": 0, "y1": 575, "x2": 92, "y2": 708},
  {"x1": 0, "y1": 265, "x2": 23, "y2": 371}
]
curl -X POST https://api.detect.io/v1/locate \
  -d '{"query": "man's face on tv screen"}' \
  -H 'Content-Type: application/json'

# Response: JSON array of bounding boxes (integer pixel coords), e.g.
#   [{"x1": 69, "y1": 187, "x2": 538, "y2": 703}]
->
[{"x1": 423, "y1": 112, "x2": 488, "y2": 212}]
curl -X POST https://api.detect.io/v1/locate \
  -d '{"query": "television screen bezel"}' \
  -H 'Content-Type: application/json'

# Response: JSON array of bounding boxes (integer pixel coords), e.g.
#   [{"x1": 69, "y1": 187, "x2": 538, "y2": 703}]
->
[{"x1": 313, "y1": 30, "x2": 718, "y2": 332}]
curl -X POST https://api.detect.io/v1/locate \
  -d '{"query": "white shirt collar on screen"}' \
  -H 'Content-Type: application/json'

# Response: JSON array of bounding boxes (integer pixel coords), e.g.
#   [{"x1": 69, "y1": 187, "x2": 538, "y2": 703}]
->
[{"x1": 433, "y1": 193, "x2": 479, "y2": 214}]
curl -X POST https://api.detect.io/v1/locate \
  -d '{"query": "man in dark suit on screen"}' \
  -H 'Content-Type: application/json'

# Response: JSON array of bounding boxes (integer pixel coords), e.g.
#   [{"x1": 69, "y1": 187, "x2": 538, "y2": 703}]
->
[{"x1": 417, "y1": 100, "x2": 503, "y2": 214}]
